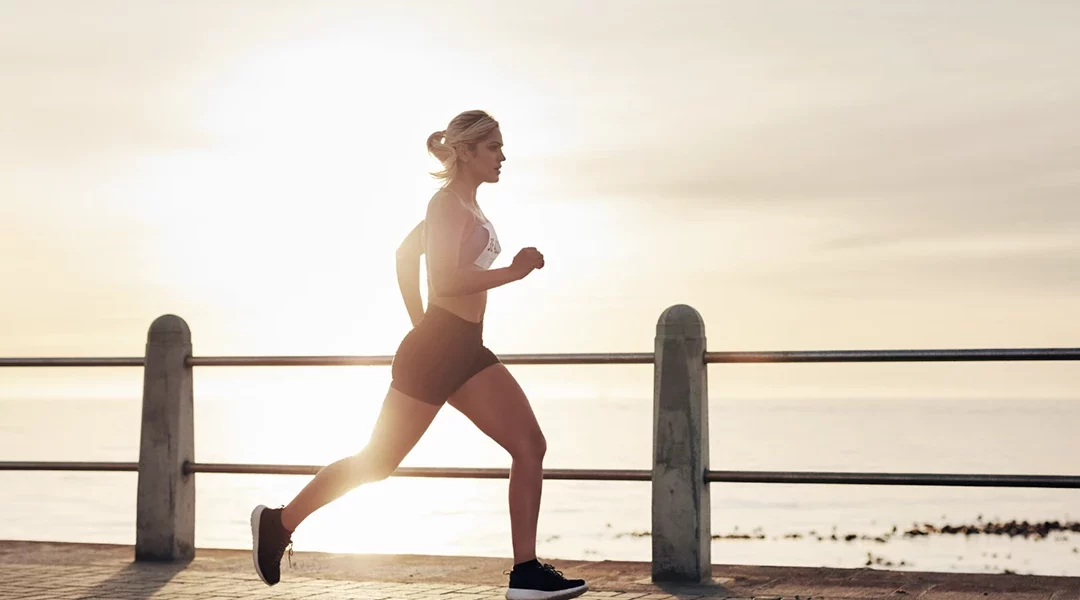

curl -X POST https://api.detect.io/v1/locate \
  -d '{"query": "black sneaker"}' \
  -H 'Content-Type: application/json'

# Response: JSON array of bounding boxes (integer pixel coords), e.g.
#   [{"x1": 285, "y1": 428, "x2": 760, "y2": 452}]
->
[
  {"x1": 506, "y1": 560, "x2": 589, "y2": 600},
  {"x1": 250, "y1": 504, "x2": 293, "y2": 586}
]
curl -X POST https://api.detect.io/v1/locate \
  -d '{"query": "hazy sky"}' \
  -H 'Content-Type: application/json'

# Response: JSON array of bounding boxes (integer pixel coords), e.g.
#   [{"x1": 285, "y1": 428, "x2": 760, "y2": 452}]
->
[{"x1": 2, "y1": 1, "x2": 1079, "y2": 400}]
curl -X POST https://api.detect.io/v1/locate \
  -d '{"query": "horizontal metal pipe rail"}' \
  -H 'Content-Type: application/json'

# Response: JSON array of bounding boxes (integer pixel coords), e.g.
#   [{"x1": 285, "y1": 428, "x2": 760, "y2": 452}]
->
[
  {"x1": 188, "y1": 353, "x2": 654, "y2": 367},
  {"x1": 707, "y1": 348, "x2": 1080, "y2": 363},
  {"x1": 3, "y1": 347, "x2": 1078, "y2": 368},
  {"x1": 0, "y1": 358, "x2": 144, "y2": 367},
  {"x1": 0, "y1": 462, "x2": 647, "y2": 480},
  {"x1": 706, "y1": 471, "x2": 1080, "y2": 488},
  {"x1": 5, "y1": 462, "x2": 1079, "y2": 489},
  {"x1": 186, "y1": 464, "x2": 652, "y2": 480},
  {"x1": 0, "y1": 462, "x2": 139, "y2": 472}
]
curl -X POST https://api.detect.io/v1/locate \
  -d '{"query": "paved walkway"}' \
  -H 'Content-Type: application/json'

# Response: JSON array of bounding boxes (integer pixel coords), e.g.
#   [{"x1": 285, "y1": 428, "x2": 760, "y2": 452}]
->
[{"x1": 3, "y1": 541, "x2": 1079, "y2": 600}]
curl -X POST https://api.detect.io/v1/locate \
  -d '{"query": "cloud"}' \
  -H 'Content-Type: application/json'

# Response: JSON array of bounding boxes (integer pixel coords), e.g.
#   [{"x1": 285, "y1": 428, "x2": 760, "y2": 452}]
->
[{"x1": 0, "y1": 2, "x2": 343, "y2": 163}]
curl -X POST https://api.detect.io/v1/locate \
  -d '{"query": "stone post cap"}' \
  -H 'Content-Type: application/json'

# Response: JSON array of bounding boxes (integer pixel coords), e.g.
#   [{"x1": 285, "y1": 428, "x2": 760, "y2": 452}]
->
[
  {"x1": 147, "y1": 315, "x2": 191, "y2": 344},
  {"x1": 656, "y1": 304, "x2": 705, "y2": 339}
]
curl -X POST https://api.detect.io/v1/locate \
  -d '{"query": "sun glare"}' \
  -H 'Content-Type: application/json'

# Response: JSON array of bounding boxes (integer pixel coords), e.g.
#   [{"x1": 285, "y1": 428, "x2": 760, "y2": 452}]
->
[
  {"x1": 95, "y1": 27, "x2": 624, "y2": 512},
  {"x1": 157, "y1": 28, "x2": 590, "y2": 353}
]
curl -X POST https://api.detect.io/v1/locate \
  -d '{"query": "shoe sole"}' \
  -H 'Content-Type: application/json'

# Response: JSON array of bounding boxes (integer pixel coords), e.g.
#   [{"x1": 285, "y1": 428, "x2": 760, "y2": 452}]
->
[
  {"x1": 505, "y1": 583, "x2": 589, "y2": 600},
  {"x1": 250, "y1": 505, "x2": 272, "y2": 586}
]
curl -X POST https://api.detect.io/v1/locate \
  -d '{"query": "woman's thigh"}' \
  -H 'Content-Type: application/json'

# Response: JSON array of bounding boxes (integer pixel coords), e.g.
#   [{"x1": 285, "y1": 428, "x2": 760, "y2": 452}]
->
[
  {"x1": 447, "y1": 363, "x2": 546, "y2": 457},
  {"x1": 363, "y1": 387, "x2": 443, "y2": 466}
]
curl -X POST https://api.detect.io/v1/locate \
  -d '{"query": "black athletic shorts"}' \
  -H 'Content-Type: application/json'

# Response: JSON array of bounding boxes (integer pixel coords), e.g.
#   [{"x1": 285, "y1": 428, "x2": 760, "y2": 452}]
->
[{"x1": 390, "y1": 303, "x2": 501, "y2": 405}]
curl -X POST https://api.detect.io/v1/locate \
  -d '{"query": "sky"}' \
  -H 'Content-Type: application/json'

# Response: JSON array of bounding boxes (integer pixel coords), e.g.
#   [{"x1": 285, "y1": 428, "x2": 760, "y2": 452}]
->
[{"x1": 2, "y1": 1, "x2": 1079, "y2": 402}]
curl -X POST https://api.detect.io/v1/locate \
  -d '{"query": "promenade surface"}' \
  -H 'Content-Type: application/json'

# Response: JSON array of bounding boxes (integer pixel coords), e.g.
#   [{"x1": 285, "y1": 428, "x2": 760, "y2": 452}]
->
[{"x1": 3, "y1": 541, "x2": 1078, "y2": 600}]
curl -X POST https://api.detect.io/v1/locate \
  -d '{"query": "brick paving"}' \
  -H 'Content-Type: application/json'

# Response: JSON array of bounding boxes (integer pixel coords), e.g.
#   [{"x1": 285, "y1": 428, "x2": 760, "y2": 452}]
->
[
  {"x1": 3, "y1": 541, "x2": 1079, "y2": 600},
  {"x1": 4, "y1": 563, "x2": 514, "y2": 600}
]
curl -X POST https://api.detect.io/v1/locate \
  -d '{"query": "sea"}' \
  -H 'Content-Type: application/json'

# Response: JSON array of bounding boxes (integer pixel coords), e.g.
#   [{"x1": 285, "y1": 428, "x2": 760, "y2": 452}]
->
[{"x1": 1, "y1": 366, "x2": 1078, "y2": 577}]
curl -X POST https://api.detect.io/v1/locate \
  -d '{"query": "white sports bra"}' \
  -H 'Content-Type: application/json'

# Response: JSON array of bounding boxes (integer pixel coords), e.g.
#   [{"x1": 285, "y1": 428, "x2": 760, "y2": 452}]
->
[
  {"x1": 466, "y1": 218, "x2": 501, "y2": 270},
  {"x1": 427, "y1": 188, "x2": 502, "y2": 270}
]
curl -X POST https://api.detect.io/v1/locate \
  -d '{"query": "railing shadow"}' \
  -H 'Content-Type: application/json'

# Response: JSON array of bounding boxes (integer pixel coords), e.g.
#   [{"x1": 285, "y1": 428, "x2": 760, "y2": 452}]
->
[
  {"x1": 651, "y1": 579, "x2": 735, "y2": 598},
  {"x1": 76, "y1": 560, "x2": 187, "y2": 600}
]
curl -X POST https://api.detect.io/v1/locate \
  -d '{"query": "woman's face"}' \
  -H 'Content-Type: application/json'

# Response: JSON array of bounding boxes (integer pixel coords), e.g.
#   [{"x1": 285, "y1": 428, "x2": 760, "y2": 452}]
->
[{"x1": 464, "y1": 128, "x2": 505, "y2": 184}]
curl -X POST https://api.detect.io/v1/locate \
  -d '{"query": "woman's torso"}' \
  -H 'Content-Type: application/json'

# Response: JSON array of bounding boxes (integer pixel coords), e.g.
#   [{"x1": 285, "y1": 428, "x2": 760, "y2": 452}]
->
[{"x1": 424, "y1": 191, "x2": 501, "y2": 323}]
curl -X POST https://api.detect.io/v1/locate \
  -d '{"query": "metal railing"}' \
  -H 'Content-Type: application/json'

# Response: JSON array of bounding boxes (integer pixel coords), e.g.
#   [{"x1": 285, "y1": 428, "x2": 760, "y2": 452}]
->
[
  {"x1": 0, "y1": 357, "x2": 144, "y2": 367},
  {"x1": 6, "y1": 347, "x2": 1077, "y2": 369},
  {"x1": 707, "y1": 347, "x2": 1080, "y2": 363},
  {"x1": 1, "y1": 307, "x2": 1077, "y2": 581}
]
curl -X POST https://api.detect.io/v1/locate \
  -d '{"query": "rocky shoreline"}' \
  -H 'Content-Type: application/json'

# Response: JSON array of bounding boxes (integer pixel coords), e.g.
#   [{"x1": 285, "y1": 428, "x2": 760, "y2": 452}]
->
[
  {"x1": 609, "y1": 517, "x2": 1080, "y2": 573},
  {"x1": 613, "y1": 517, "x2": 1080, "y2": 544}
]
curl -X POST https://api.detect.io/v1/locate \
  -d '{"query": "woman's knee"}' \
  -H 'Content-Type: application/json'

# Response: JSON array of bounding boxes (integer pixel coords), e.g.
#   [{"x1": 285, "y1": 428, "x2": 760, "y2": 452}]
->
[
  {"x1": 510, "y1": 429, "x2": 547, "y2": 463},
  {"x1": 350, "y1": 446, "x2": 402, "y2": 482}
]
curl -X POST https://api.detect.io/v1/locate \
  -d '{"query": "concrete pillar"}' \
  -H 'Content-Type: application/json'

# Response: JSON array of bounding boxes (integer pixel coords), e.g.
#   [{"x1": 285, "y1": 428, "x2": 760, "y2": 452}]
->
[
  {"x1": 135, "y1": 315, "x2": 195, "y2": 562},
  {"x1": 652, "y1": 304, "x2": 710, "y2": 582}
]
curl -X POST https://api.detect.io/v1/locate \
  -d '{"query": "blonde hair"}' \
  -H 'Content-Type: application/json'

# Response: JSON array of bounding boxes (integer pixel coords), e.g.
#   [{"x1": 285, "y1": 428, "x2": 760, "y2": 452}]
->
[{"x1": 426, "y1": 110, "x2": 500, "y2": 184}]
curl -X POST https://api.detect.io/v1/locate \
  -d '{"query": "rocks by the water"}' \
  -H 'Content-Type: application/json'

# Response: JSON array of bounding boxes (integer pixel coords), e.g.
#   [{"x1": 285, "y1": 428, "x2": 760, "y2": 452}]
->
[
  {"x1": 613, "y1": 531, "x2": 650, "y2": 539},
  {"x1": 865, "y1": 552, "x2": 909, "y2": 568},
  {"x1": 711, "y1": 532, "x2": 766, "y2": 540},
  {"x1": 611, "y1": 517, "x2": 1080, "y2": 545},
  {"x1": 904, "y1": 519, "x2": 1080, "y2": 540}
]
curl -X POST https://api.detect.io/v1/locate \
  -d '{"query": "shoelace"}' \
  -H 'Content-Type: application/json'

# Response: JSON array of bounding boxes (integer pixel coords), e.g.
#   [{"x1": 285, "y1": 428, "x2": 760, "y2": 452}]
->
[
  {"x1": 540, "y1": 563, "x2": 565, "y2": 579},
  {"x1": 275, "y1": 507, "x2": 294, "y2": 568},
  {"x1": 277, "y1": 538, "x2": 294, "y2": 568},
  {"x1": 504, "y1": 562, "x2": 567, "y2": 580}
]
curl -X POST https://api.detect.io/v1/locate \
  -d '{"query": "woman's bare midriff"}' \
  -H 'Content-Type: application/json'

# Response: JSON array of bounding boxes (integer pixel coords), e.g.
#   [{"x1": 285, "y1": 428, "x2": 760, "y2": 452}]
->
[{"x1": 427, "y1": 287, "x2": 487, "y2": 324}]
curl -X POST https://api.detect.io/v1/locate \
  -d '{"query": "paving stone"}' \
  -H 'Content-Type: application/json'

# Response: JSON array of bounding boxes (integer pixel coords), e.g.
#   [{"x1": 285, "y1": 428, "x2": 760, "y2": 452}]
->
[{"x1": 2, "y1": 542, "x2": 1078, "y2": 600}]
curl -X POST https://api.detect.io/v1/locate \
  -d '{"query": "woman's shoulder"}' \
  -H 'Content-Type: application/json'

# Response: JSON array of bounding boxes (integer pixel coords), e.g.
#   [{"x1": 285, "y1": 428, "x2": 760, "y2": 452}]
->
[
  {"x1": 426, "y1": 189, "x2": 476, "y2": 224},
  {"x1": 426, "y1": 188, "x2": 456, "y2": 211}
]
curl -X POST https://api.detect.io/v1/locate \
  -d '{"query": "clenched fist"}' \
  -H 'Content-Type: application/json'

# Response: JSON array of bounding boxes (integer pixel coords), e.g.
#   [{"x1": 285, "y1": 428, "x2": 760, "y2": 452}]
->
[{"x1": 511, "y1": 247, "x2": 545, "y2": 279}]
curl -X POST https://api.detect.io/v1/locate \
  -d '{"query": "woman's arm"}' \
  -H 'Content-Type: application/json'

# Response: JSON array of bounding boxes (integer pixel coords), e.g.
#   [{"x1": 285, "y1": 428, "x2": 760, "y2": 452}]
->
[
  {"x1": 395, "y1": 220, "x2": 427, "y2": 327},
  {"x1": 425, "y1": 194, "x2": 525, "y2": 297}
]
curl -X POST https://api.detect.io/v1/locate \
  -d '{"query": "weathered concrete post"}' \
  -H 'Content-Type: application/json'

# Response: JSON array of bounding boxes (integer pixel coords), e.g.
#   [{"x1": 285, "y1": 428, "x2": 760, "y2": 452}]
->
[
  {"x1": 135, "y1": 315, "x2": 195, "y2": 562},
  {"x1": 652, "y1": 304, "x2": 710, "y2": 582}
]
